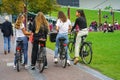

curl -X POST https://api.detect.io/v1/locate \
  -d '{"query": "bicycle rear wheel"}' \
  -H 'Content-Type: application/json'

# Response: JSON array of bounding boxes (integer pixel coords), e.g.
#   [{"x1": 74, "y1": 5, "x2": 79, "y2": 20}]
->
[
  {"x1": 38, "y1": 51, "x2": 45, "y2": 73},
  {"x1": 80, "y1": 42, "x2": 92, "y2": 64},
  {"x1": 60, "y1": 48, "x2": 67, "y2": 68},
  {"x1": 16, "y1": 59, "x2": 20, "y2": 72}
]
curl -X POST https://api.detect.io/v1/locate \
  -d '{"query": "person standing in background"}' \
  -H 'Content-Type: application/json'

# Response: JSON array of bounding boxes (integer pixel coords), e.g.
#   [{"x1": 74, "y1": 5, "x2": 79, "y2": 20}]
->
[{"x1": 1, "y1": 16, "x2": 13, "y2": 55}]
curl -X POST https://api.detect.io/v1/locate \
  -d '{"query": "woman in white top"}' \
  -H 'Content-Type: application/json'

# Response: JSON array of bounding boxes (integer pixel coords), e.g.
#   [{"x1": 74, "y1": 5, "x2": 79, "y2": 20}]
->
[
  {"x1": 14, "y1": 14, "x2": 31, "y2": 69},
  {"x1": 54, "y1": 11, "x2": 72, "y2": 65}
]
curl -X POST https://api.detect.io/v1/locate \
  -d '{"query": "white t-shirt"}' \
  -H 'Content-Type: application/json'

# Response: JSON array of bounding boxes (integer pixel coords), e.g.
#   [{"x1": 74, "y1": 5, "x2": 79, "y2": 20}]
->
[
  {"x1": 56, "y1": 19, "x2": 71, "y2": 34},
  {"x1": 16, "y1": 23, "x2": 25, "y2": 37}
]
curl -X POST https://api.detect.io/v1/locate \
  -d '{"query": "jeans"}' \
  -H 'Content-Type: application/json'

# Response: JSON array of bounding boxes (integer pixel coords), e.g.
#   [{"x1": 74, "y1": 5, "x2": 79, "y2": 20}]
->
[
  {"x1": 54, "y1": 33, "x2": 70, "y2": 60},
  {"x1": 4, "y1": 36, "x2": 11, "y2": 52},
  {"x1": 14, "y1": 36, "x2": 28, "y2": 65}
]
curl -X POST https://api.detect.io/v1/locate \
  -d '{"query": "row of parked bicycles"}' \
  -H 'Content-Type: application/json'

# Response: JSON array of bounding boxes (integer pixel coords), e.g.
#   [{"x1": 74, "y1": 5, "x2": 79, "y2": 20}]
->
[{"x1": 14, "y1": 31, "x2": 93, "y2": 73}]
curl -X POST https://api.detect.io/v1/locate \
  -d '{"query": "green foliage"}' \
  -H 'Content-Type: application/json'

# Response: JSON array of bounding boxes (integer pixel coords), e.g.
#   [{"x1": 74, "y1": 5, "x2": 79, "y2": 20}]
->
[
  {"x1": 28, "y1": 0, "x2": 60, "y2": 14},
  {"x1": 46, "y1": 31, "x2": 120, "y2": 80},
  {"x1": 0, "y1": 0, "x2": 59, "y2": 15},
  {"x1": 1, "y1": 0, "x2": 24, "y2": 15}
]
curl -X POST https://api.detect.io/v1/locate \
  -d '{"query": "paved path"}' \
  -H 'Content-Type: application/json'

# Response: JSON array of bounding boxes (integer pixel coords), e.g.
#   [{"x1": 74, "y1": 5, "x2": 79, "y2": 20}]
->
[{"x1": 0, "y1": 32, "x2": 113, "y2": 80}]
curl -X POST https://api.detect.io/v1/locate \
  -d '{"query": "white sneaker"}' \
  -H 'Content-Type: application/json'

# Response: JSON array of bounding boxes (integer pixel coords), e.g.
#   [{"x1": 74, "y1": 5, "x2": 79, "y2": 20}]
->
[
  {"x1": 67, "y1": 60, "x2": 71, "y2": 66},
  {"x1": 44, "y1": 66, "x2": 48, "y2": 69},
  {"x1": 54, "y1": 58, "x2": 58, "y2": 64},
  {"x1": 13, "y1": 65, "x2": 16, "y2": 70},
  {"x1": 24, "y1": 65, "x2": 28, "y2": 69}
]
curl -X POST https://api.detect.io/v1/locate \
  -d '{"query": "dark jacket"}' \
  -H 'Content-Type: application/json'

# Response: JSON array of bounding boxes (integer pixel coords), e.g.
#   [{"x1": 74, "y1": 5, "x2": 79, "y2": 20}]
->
[
  {"x1": 1, "y1": 21, "x2": 13, "y2": 37},
  {"x1": 31, "y1": 21, "x2": 48, "y2": 41},
  {"x1": 71, "y1": 16, "x2": 87, "y2": 31}
]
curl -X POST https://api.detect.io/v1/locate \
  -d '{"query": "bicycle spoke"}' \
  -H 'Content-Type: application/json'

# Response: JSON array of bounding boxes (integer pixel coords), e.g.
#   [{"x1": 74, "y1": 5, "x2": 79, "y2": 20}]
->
[{"x1": 81, "y1": 43, "x2": 92, "y2": 64}]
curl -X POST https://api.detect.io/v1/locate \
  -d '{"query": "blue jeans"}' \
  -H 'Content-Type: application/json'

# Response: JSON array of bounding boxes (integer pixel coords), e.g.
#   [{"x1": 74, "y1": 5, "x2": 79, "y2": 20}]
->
[
  {"x1": 14, "y1": 36, "x2": 28, "y2": 65},
  {"x1": 54, "y1": 33, "x2": 70, "y2": 60},
  {"x1": 4, "y1": 36, "x2": 11, "y2": 52}
]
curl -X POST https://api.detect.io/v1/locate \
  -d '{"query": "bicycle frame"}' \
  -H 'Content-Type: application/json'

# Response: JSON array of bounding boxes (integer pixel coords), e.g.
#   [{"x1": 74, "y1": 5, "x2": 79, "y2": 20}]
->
[{"x1": 59, "y1": 39, "x2": 67, "y2": 59}]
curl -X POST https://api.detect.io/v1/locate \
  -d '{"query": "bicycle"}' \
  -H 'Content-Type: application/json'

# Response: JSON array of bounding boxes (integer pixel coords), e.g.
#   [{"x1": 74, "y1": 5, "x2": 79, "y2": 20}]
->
[
  {"x1": 68, "y1": 32, "x2": 93, "y2": 64},
  {"x1": 68, "y1": 31, "x2": 77, "y2": 53},
  {"x1": 56, "y1": 37, "x2": 67, "y2": 68},
  {"x1": 36, "y1": 38, "x2": 47, "y2": 73},
  {"x1": 15, "y1": 39, "x2": 23, "y2": 72}
]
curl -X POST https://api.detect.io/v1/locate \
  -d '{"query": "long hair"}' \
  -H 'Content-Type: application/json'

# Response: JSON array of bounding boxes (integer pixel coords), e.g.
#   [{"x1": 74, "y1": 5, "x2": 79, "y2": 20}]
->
[
  {"x1": 57, "y1": 11, "x2": 67, "y2": 22},
  {"x1": 15, "y1": 14, "x2": 24, "y2": 29},
  {"x1": 76, "y1": 9, "x2": 86, "y2": 20},
  {"x1": 35, "y1": 12, "x2": 49, "y2": 33}
]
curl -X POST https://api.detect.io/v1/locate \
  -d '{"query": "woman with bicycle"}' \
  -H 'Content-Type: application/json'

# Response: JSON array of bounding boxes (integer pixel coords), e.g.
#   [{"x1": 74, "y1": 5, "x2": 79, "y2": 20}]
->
[
  {"x1": 71, "y1": 9, "x2": 88, "y2": 65},
  {"x1": 31, "y1": 12, "x2": 49, "y2": 70},
  {"x1": 54, "y1": 11, "x2": 72, "y2": 65},
  {"x1": 14, "y1": 14, "x2": 32, "y2": 69}
]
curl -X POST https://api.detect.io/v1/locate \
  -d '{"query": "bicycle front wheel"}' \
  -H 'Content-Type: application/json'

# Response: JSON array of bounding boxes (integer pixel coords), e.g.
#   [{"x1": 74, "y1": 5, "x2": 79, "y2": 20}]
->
[
  {"x1": 68, "y1": 41, "x2": 74, "y2": 53},
  {"x1": 80, "y1": 42, "x2": 92, "y2": 64}
]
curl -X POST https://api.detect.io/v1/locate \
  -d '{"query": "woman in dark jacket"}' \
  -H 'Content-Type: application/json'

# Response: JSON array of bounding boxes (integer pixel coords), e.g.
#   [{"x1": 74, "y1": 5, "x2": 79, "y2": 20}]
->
[{"x1": 31, "y1": 12, "x2": 49, "y2": 70}]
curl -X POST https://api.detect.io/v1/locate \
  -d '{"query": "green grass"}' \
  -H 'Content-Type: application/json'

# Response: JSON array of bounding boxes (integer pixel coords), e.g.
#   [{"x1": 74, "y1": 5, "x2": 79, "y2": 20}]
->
[
  {"x1": 46, "y1": 31, "x2": 120, "y2": 80},
  {"x1": 51, "y1": 7, "x2": 120, "y2": 26}
]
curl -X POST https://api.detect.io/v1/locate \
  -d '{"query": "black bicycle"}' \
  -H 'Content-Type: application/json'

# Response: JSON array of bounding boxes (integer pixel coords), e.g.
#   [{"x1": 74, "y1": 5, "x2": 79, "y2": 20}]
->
[
  {"x1": 68, "y1": 32, "x2": 92, "y2": 64},
  {"x1": 57, "y1": 37, "x2": 67, "y2": 68},
  {"x1": 15, "y1": 40, "x2": 23, "y2": 72},
  {"x1": 37, "y1": 38, "x2": 47, "y2": 73}
]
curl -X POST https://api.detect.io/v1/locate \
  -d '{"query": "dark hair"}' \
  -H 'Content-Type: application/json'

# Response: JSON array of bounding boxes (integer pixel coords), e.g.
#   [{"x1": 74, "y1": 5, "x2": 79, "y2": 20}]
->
[
  {"x1": 57, "y1": 11, "x2": 67, "y2": 22},
  {"x1": 76, "y1": 9, "x2": 86, "y2": 20}
]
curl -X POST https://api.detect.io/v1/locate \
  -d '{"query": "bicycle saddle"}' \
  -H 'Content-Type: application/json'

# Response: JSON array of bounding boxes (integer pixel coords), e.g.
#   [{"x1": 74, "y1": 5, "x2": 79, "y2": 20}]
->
[
  {"x1": 59, "y1": 37, "x2": 66, "y2": 41},
  {"x1": 16, "y1": 40, "x2": 23, "y2": 43}
]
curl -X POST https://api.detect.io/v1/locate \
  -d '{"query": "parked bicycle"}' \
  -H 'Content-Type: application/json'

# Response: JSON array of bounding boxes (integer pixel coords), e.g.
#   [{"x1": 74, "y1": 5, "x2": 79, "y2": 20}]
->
[
  {"x1": 68, "y1": 32, "x2": 93, "y2": 64},
  {"x1": 36, "y1": 38, "x2": 47, "y2": 73},
  {"x1": 15, "y1": 40, "x2": 23, "y2": 72}
]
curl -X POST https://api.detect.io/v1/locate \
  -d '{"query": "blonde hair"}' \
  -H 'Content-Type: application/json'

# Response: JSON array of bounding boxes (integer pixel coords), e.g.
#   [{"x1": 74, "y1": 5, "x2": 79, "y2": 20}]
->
[
  {"x1": 15, "y1": 14, "x2": 24, "y2": 29},
  {"x1": 35, "y1": 12, "x2": 49, "y2": 33}
]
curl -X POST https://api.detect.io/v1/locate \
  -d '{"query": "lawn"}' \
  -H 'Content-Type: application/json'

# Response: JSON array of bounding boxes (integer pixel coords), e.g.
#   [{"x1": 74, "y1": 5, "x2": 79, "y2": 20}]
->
[
  {"x1": 46, "y1": 30, "x2": 120, "y2": 80},
  {"x1": 51, "y1": 7, "x2": 120, "y2": 26}
]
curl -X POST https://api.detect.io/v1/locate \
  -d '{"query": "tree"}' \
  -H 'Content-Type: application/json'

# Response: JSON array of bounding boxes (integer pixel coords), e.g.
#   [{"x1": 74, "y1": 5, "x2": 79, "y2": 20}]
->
[
  {"x1": 1, "y1": 0, "x2": 24, "y2": 15},
  {"x1": 28, "y1": 0, "x2": 60, "y2": 14},
  {"x1": 0, "y1": 0, "x2": 60, "y2": 15}
]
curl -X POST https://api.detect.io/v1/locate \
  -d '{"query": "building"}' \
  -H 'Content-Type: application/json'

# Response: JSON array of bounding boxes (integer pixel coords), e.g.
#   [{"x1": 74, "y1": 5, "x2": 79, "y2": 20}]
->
[
  {"x1": 57, "y1": 0, "x2": 120, "y2": 10},
  {"x1": 57, "y1": 0, "x2": 80, "y2": 7}
]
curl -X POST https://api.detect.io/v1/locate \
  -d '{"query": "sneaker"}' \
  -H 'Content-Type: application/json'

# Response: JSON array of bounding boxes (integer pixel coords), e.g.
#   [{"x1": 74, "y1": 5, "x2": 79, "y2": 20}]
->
[
  {"x1": 54, "y1": 58, "x2": 58, "y2": 64},
  {"x1": 25, "y1": 65, "x2": 28, "y2": 69},
  {"x1": 8, "y1": 50, "x2": 10, "y2": 53},
  {"x1": 31, "y1": 66, "x2": 35, "y2": 70},
  {"x1": 67, "y1": 60, "x2": 71, "y2": 66},
  {"x1": 4, "y1": 51, "x2": 7, "y2": 55},
  {"x1": 74, "y1": 57, "x2": 79, "y2": 65},
  {"x1": 13, "y1": 65, "x2": 16, "y2": 70},
  {"x1": 44, "y1": 66, "x2": 48, "y2": 69}
]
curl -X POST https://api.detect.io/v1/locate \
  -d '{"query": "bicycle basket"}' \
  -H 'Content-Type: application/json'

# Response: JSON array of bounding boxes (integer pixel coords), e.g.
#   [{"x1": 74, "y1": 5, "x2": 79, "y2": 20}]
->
[{"x1": 49, "y1": 32, "x2": 57, "y2": 42}]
